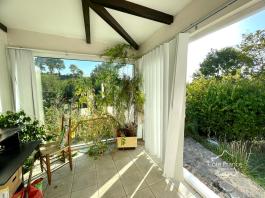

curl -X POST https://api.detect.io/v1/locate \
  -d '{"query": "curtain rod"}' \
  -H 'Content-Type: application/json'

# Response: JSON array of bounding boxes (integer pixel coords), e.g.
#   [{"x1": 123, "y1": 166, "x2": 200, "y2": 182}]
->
[
  {"x1": 7, "y1": 46, "x2": 102, "y2": 59},
  {"x1": 181, "y1": 0, "x2": 238, "y2": 33}
]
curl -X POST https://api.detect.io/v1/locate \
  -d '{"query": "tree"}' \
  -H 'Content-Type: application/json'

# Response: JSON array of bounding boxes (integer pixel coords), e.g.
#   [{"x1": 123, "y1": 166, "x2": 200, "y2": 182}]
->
[
  {"x1": 35, "y1": 57, "x2": 47, "y2": 72},
  {"x1": 90, "y1": 63, "x2": 120, "y2": 110},
  {"x1": 196, "y1": 47, "x2": 253, "y2": 78},
  {"x1": 35, "y1": 57, "x2": 65, "y2": 74},
  {"x1": 69, "y1": 64, "x2": 83, "y2": 77},
  {"x1": 240, "y1": 29, "x2": 265, "y2": 74}
]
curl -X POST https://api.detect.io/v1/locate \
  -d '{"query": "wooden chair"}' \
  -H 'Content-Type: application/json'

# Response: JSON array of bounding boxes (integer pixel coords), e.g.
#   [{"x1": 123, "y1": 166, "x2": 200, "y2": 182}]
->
[{"x1": 39, "y1": 115, "x2": 73, "y2": 185}]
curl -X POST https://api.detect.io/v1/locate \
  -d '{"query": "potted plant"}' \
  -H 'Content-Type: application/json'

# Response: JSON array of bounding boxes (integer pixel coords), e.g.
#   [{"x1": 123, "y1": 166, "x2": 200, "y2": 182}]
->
[{"x1": 102, "y1": 44, "x2": 144, "y2": 148}]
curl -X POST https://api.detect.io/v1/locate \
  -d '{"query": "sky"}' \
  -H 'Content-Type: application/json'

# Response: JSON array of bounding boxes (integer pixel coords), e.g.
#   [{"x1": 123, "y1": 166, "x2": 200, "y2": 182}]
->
[
  {"x1": 60, "y1": 59, "x2": 101, "y2": 76},
  {"x1": 53, "y1": 8, "x2": 265, "y2": 81},
  {"x1": 187, "y1": 8, "x2": 265, "y2": 82},
  {"x1": 60, "y1": 59, "x2": 133, "y2": 77}
]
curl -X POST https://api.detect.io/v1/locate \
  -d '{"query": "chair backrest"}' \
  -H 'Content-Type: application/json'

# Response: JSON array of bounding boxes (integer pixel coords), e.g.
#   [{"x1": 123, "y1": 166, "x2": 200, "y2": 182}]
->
[{"x1": 59, "y1": 115, "x2": 72, "y2": 148}]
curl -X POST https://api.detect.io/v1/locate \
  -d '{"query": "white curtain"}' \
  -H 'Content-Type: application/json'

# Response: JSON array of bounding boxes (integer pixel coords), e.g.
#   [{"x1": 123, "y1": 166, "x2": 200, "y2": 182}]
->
[
  {"x1": 0, "y1": 30, "x2": 14, "y2": 112},
  {"x1": 163, "y1": 34, "x2": 189, "y2": 180},
  {"x1": 8, "y1": 49, "x2": 44, "y2": 122},
  {"x1": 138, "y1": 33, "x2": 189, "y2": 181}
]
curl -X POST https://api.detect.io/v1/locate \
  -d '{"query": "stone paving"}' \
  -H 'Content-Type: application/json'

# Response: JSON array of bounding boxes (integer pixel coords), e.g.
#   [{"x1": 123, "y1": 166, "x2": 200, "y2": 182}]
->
[
  {"x1": 184, "y1": 137, "x2": 265, "y2": 198},
  {"x1": 42, "y1": 145, "x2": 200, "y2": 198}
]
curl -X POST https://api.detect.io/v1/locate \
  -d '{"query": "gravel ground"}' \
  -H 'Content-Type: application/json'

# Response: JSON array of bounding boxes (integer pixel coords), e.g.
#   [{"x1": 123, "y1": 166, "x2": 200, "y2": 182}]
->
[{"x1": 184, "y1": 137, "x2": 265, "y2": 198}]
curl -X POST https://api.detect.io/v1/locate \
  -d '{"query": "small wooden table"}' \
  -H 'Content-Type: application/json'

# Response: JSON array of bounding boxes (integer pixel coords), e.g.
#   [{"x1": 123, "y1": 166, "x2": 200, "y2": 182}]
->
[{"x1": 0, "y1": 141, "x2": 40, "y2": 197}]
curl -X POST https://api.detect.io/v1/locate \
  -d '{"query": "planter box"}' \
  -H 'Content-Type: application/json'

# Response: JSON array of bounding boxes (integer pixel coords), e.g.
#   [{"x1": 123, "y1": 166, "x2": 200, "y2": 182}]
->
[{"x1": 117, "y1": 137, "x2": 137, "y2": 148}]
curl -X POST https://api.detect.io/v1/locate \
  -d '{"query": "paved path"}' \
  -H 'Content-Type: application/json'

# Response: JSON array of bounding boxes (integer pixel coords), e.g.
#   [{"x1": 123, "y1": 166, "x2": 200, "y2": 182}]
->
[{"x1": 184, "y1": 137, "x2": 265, "y2": 198}]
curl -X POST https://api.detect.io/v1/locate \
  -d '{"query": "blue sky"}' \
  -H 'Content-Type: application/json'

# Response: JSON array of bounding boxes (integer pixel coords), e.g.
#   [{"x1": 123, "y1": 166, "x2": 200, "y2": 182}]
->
[
  {"x1": 60, "y1": 59, "x2": 133, "y2": 77},
  {"x1": 60, "y1": 59, "x2": 101, "y2": 76},
  {"x1": 187, "y1": 8, "x2": 265, "y2": 82},
  {"x1": 239, "y1": 9, "x2": 265, "y2": 33}
]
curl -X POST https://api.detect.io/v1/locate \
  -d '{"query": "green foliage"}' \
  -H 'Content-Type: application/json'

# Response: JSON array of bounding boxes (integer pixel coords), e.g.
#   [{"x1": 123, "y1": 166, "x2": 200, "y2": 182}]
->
[
  {"x1": 102, "y1": 44, "x2": 137, "y2": 68},
  {"x1": 186, "y1": 75, "x2": 265, "y2": 141},
  {"x1": 240, "y1": 29, "x2": 265, "y2": 74},
  {"x1": 43, "y1": 106, "x2": 63, "y2": 140},
  {"x1": 74, "y1": 114, "x2": 119, "y2": 143},
  {"x1": 35, "y1": 57, "x2": 65, "y2": 74},
  {"x1": 187, "y1": 29, "x2": 265, "y2": 188},
  {"x1": 74, "y1": 78, "x2": 94, "y2": 111},
  {"x1": 74, "y1": 114, "x2": 119, "y2": 158},
  {"x1": 117, "y1": 75, "x2": 144, "y2": 124},
  {"x1": 41, "y1": 74, "x2": 63, "y2": 107},
  {"x1": 195, "y1": 47, "x2": 253, "y2": 78},
  {"x1": 91, "y1": 63, "x2": 121, "y2": 111},
  {"x1": 0, "y1": 111, "x2": 49, "y2": 143},
  {"x1": 88, "y1": 143, "x2": 108, "y2": 159},
  {"x1": 35, "y1": 44, "x2": 144, "y2": 158},
  {"x1": 69, "y1": 64, "x2": 84, "y2": 77}
]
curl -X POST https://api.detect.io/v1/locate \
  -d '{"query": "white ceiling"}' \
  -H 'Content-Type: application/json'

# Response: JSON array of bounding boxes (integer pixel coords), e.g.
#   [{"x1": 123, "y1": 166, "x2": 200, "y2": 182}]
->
[{"x1": 0, "y1": 0, "x2": 192, "y2": 45}]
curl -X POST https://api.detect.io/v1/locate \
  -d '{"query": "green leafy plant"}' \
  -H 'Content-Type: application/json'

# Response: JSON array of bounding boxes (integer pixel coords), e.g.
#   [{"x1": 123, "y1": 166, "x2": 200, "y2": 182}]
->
[
  {"x1": 102, "y1": 44, "x2": 137, "y2": 68},
  {"x1": 0, "y1": 111, "x2": 49, "y2": 143},
  {"x1": 73, "y1": 114, "x2": 119, "y2": 158},
  {"x1": 102, "y1": 44, "x2": 144, "y2": 138},
  {"x1": 186, "y1": 75, "x2": 265, "y2": 141}
]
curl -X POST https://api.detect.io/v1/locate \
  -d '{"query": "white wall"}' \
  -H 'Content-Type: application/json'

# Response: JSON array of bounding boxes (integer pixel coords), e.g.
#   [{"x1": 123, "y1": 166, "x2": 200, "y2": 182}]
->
[{"x1": 0, "y1": 29, "x2": 13, "y2": 112}]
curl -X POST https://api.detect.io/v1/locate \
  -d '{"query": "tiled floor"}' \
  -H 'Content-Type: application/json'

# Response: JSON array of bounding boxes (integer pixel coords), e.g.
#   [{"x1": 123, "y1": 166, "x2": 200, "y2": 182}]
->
[{"x1": 43, "y1": 146, "x2": 200, "y2": 198}]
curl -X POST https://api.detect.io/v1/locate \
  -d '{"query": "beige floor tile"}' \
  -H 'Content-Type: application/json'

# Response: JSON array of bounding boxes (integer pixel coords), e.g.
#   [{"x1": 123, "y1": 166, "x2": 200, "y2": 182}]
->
[
  {"x1": 98, "y1": 179, "x2": 126, "y2": 198},
  {"x1": 97, "y1": 168, "x2": 118, "y2": 184},
  {"x1": 71, "y1": 185, "x2": 98, "y2": 198},
  {"x1": 97, "y1": 165, "x2": 117, "y2": 174},
  {"x1": 143, "y1": 165, "x2": 164, "y2": 186},
  {"x1": 41, "y1": 146, "x2": 194, "y2": 198},
  {"x1": 75, "y1": 159, "x2": 96, "y2": 175},
  {"x1": 52, "y1": 164, "x2": 75, "y2": 180},
  {"x1": 72, "y1": 170, "x2": 97, "y2": 192},
  {"x1": 149, "y1": 180, "x2": 179, "y2": 198},
  {"x1": 95, "y1": 158, "x2": 116, "y2": 170},
  {"x1": 120, "y1": 171, "x2": 148, "y2": 195},
  {"x1": 135, "y1": 160, "x2": 153, "y2": 173},
  {"x1": 114, "y1": 157, "x2": 132, "y2": 169},
  {"x1": 54, "y1": 195, "x2": 71, "y2": 198},
  {"x1": 117, "y1": 162, "x2": 140, "y2": 177},
  {"x1": 112, "y1": 150, "x2": 130, "y2": 161},
  {"x1": 127, "y1": 148, "x2": 145, "y2": 159},
  {"x1": 127, "y1": 187, "x2": 155, "y2": 198},
  {"x1": 44, "y1": 175, "x2": 73, "y2": 198}
]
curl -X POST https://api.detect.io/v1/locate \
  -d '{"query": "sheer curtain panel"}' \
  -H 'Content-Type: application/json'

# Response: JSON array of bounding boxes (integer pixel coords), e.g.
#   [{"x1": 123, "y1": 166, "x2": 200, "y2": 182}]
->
[
  {"x1": 8, "y1": 49, "x2": 44, "y2": 122},
  {"x1": 138, "y1": 33, "x2": 189, "y2": 182}
]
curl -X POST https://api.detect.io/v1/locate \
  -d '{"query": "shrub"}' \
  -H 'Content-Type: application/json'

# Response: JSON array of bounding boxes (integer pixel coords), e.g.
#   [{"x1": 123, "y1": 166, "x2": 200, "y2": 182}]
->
[
  {"x1": 0, "y1": 111, "x2": 49, "y2": 143},
  {"x1": 186, "y1": 75, "x2": 265, "y2": 141}
]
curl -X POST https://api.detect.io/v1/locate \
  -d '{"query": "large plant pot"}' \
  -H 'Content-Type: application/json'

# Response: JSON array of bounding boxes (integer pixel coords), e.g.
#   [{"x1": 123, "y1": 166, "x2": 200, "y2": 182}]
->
[{"x1": 117, "y1": 137, "x2": 137, "y2": 148}]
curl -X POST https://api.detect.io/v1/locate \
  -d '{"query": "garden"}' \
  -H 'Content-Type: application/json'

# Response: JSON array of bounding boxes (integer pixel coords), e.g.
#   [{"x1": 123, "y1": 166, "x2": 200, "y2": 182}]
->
[
  {"x1": 38, "y1": 44, "x2": 144, "y2": 157},
  {"x1": 185, "y1": 29, "x2": 265, "y2": 188}
]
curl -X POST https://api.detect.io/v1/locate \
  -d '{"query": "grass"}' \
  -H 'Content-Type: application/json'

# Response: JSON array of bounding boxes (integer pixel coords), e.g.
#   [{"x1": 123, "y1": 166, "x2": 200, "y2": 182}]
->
[
  {"x1": 248, "y1": 151, "x2": 265, "y2": 188},
  {"x1": 186, "y1": 132, "x2": 265, "y2": 189}
]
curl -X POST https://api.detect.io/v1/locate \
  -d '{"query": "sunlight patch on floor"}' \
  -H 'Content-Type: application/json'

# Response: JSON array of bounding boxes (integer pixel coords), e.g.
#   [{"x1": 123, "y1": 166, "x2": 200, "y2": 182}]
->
[{"x1": 91, "y1": 151, "x2": 145, "y2": 198}]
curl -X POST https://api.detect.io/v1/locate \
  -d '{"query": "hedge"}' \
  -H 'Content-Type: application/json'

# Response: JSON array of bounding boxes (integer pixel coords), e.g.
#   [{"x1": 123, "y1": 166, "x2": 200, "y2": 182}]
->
[{"x1": 186, "y1": 75, "x2": 265, "y2": 141}]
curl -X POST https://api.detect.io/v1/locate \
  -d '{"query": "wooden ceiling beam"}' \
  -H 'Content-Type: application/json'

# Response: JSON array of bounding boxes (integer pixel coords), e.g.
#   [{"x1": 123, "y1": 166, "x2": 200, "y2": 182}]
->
[
  {"x1": 87, "y1": 0, "x2": 139, "y2": 50},
  {"x1": 91, "y1": 0, "x2": 174, "y2": 25},
  {"x1": 82, "y1": 0, "x2": 91, "y2": 43},
  {"x1": 0, "y1": 23, "x2": 7, "y2": 33}
]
